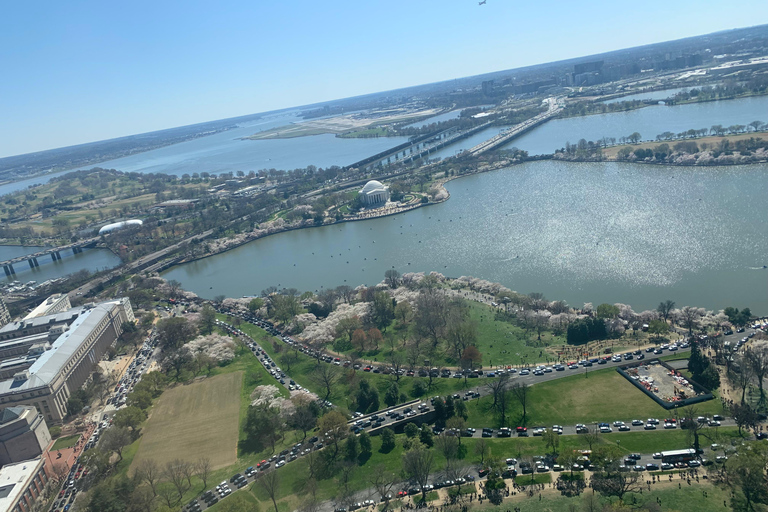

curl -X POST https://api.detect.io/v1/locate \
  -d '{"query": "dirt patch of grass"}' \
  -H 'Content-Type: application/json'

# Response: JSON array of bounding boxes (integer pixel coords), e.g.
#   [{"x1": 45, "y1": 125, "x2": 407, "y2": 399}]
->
[{"x1": 131, "y1": 372, "x2": 243, "y2": 472}]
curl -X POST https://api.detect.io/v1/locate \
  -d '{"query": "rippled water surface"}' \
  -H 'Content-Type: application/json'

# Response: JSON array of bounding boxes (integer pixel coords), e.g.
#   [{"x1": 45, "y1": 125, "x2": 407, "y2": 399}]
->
[{"x1": 164, "y1": 160, "x2": 768, "y2": 313}]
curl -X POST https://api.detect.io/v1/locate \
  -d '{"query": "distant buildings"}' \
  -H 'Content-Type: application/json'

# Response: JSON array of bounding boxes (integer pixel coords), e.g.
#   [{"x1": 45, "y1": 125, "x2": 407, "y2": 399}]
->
[
  {"x1": 0, "y1": 298, "x2": 134, "y2": 424},
  {"x1": 0, "y1": 406, "x2": 50, "y2": 467},
  {"x1": 0, "y1": 457, "x2": 49, "y2": 512},
  {"x1": 359, "y1": 180, "x2": 390, "y2": 206}
]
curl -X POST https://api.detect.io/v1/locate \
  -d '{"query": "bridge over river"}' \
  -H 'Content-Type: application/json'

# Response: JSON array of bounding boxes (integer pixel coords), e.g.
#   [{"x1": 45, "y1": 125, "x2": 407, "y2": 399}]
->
[{"x1": 0, "y1": 237, "x2": 100, "y2": 276}]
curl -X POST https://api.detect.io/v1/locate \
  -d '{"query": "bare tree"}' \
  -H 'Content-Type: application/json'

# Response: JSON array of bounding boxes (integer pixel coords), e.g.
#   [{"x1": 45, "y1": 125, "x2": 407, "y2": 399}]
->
[
  {"x1": 511, "y1": 381, "x2": 530, "y2": 426},
  {"x1": 134, "y1": 459, "x2": 160, "y2": 497},
  {"x1": 486, "y1": 374, "x2": 512, "y2": 426},
  {"x1": 130, "y1": 485, "x2": 157, "y2": 512},
  {"x1": 402, "y1": 444, "x2": 434, "y2": 501},
  {"x1": 730, "y1": 355, "x2": 755, "y2": 405},
  {"x1": 311, "y1": 363, "x2": 340, "y2": 403},
  {"x1": 370, "y1": 466, "x2": 400, "y2": 512},
  {"x1": 414, "y1": 289, "x2": 452, "y2": 348},
  {"x1": 745, "y1": 346, "x2": 768, "y2": 409},
  {"x1": 164, "y1": 459, "x2": 191, "y2": 502},
  {"x1": 582, "y1": 427, "x2": 600, "y2": 451},
  {"x1": 99, "y1": 426, "x2": 133, "y2": 462},
  {"x1": 259, "y1": 470, "x2": 281, "y2": 512},
  {"x1": 677, "y1": 306, "x2": 704, "y2": 334},
  {"x1": 435, "y1": 431, "x2": 460, "y2": 461},
  {"x1": 196, "y1": 457, "x2": 212, "y2": 489},
  {"x1": 474, "y1": 438, "x2": 490, "y2": 466},
  {"x1": 681, "y1": 406, "x2": 708, "y2": 455}
]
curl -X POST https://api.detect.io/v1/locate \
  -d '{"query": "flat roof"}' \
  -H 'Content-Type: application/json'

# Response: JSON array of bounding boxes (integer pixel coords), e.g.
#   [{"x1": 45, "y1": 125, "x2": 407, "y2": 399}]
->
[
  {"x1": 23, "y1": 294, "x2": 68, "y2": 320},
  {"x1": 0, "y1": 308, "x2": 84, "y2": 336},
  {"x1": 0, "y1": 458, "x2": 42, "y2": 511},
  {"x1": 0, "y1": 301, "x2": 121, "y2": 394}
]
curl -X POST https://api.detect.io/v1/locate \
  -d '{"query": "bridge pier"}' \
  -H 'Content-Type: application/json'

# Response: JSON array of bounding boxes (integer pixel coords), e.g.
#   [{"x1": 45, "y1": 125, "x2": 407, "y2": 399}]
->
[
  {"x1": 4, "y1": 264, "x2": 14, "y2": 276},
  {"x1": 28, "y1": 259, "x2": 35, "y2": 269},
  {"x1": 72, "y1": 246, "x2": 81, "y2": 255},
  {"x1": 51, "y1": 253, "x2": 57, "y2": 262}
]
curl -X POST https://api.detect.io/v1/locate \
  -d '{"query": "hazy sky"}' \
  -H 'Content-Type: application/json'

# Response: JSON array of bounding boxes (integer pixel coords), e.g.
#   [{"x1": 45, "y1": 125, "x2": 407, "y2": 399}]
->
[{"x1": 1, "y1": 0, "x2": 765, "y2": 158}]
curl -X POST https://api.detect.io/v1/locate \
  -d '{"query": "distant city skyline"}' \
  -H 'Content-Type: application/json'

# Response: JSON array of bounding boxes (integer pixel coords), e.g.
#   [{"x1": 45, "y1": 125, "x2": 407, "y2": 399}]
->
[{"x1": 0, "y1": 0, "x2": 766, "y2": 158}]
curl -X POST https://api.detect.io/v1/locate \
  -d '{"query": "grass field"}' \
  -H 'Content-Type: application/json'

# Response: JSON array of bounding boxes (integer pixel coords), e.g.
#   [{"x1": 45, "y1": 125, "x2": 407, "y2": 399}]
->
[
  {"x1": 475, "y1": 483, "x2": 731, "y2": 512},
  {"x1": 51, "y1": 434, "x2": 80, "y2": 451},
  {"x1": 131, "y1": 372, "x2": 243, "y2": 472},
  {"x1": 465, "y1": 367, "x2": 725, "y2": 427}
]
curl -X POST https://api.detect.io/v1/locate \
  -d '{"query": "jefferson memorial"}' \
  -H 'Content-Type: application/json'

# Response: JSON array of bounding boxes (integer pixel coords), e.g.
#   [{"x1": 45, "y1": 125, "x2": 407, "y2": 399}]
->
[{"x1": 359, "y1": 180, "x2": 390, "y2": 206}]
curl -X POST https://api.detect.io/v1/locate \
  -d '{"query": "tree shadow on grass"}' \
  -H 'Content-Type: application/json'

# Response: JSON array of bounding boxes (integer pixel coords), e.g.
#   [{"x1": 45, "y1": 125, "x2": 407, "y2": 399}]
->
[{"x1": 238, "y1": 437, "x2": 264, "y2": 456}]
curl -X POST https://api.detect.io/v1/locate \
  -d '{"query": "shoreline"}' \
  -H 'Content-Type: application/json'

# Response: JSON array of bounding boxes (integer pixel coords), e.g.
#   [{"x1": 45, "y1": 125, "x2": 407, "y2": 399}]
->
[{"x1": 158, "y1": 155, "x2": 766, "y2": 275}]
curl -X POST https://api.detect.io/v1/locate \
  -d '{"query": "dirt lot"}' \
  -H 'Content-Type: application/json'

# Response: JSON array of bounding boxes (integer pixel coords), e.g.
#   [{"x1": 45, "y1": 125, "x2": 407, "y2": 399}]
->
[{"x1": 130, "y1": 371, "x2": 243, "y2": 472}]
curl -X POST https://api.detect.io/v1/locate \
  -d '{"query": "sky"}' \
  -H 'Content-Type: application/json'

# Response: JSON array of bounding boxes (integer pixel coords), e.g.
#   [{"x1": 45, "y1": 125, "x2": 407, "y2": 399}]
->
[{"x1": 0, "y1": 0, "x2": 766, "y2": 158}]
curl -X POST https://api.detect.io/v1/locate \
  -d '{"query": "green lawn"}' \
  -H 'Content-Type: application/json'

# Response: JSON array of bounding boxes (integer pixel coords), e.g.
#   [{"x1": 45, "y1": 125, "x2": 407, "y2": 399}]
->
[
  {"x1": 51, "y1": 434, "x2": 80, "y2": 451},
  {"x1": 464, "y1": 367, "x2": 725, "y2": 428},
  {"x1": 514, "y1": 473, "x2": 551, "y2": 486},
  {"x1": 231, "y1": 315, "x2": 470, "y2": 411},
  {"x1": 475, "y1": 484, "x2": 732, "y2": 512}
]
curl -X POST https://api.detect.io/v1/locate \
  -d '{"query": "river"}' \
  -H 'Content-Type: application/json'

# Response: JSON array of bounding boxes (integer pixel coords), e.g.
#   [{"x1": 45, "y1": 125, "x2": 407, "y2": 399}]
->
[
  {"x1": 163, "y1": 160, "x2": 768, "y2": 314},
  {"x1": 0, "y1": 245, "x2": 121, "y2": 284},
  {"x1": 506, "y1": 95, "x2": 768, "y2": 155},
  {"x1": 0, "y1": 111, "x2": 409, "y2": 197}
]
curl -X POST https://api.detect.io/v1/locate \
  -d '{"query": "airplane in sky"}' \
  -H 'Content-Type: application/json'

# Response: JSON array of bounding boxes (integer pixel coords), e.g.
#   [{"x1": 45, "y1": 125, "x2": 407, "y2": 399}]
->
[{"x1": 478, "y1": 0, "x2": 486, "y2": 4}]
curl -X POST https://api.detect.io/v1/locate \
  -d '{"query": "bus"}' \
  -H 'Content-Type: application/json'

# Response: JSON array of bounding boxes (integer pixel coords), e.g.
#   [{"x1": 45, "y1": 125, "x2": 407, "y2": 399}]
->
[{"x1": 660, "y1": 449, "x2": 696, "y2": 464}]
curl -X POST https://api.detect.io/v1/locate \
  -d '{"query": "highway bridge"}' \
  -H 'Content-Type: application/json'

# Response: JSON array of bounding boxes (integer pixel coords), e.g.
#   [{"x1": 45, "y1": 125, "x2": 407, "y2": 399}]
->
[
  {"x1": 0, "y1": 237, "x2": 100, "y2": 276},
  {"x1": 348, "y1": 122, "x2": 494, "y2": 172},
  {"x1": 464, "y1": 97, "x2": 563, "y2": 156}
]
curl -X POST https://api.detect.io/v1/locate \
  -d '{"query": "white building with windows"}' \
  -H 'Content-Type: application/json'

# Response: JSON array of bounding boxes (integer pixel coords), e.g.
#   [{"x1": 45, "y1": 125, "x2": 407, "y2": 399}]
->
[{"x1": 359, "y1": 180, "x2": 389, "y2": 206}]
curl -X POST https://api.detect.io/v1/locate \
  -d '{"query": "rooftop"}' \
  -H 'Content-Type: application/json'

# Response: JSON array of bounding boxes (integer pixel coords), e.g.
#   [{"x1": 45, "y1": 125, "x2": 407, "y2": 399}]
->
[
  {"x1": 0, "y1": 458, "x2": 42, "y2": 511},
  {"x1": 0, "y1": 308, "x2": 84, "y2": 336},
  {"x1": 0, "y1": 300, "x2": 122, "y2": 394}
]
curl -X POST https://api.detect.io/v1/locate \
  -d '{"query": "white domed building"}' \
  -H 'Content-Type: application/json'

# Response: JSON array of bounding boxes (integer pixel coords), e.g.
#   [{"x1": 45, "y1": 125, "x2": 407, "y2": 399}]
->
[{"x1": 359, "y1": 180, "x2": 390, "y2": 206}]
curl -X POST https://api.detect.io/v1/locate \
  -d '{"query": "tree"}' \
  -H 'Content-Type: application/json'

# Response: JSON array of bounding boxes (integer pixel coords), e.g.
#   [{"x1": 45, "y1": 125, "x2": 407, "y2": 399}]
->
[
  {"x1": 475, "y1": 438, "x2": 490, "y2": 466},
  {"x1": 164, "y1": 459, "x2": 192, "y2": 503},
  {"x1": 271, "y1": 294, "x2": 303, "y2": 325},
  {"x1": 627, "y1": 132, "x2": 642, "y2": 144},
  {"x1": 196, "y1": 457, "x2": 212, "y2": 489},
  {"x1": 486, "y1": 373, "x2": 512, "y2": 427},
  {"x1": 596, "y1": 303, "x2": 619, "y2": 319},
  {"x1": 414, "y1": 289, "x2": 451, "y2": 347},
  {"x1": 725, "y1": 443, "x2": 768, "y2": 511},
  {"x1": 590, "y1": 468, "x2": 641, "y2": 503},
  {"x1": 543, "y1": 428, "x2": 560, "y2": 455},
  {"x1": 134, "y1": 459, "x2": 160, "y2": 497},
  {"x1": 447, "y1": 317, "x2": 478, "y2": 361},
  {"x1": 511, "y1": 381, "x2": 530, "y2": 425},
  {"x1": 384, "y1": 381, "x2": 400, "y2": 407},
  {"x1": 245, "y1": 406, "x2": 283, "y2": 453},
  {"x1": 394, "y1": 301, "x2": 412, "y2": 326},
  {"x1": 678, "y1": 306, "x2": 704, "y2": 334},
  {"x1": 99, "y1": 426, "x2": 133, "y2": 462},
  {"x1": 352, "y1": 329, "x2": 367, "y2": 352},
  {"x1": 311, "y1": 364, "x2": 340, "y2": 404},
  {"x1": 460, "y1": 345, "x2": 482, "y2": 370},
  {"x1": 745, "y1": 346, "x2": 768, "y2": 409},
  {"x1": 731, "y1": 355, "x2": 755, "y2": 405},
  {"x1": 647, "y1": 319, "x2": 669, "y2": 341},
  {"x1": 402, "y1": 443, "x2": 434, "y2": 501},
  {"x1": 290, "y1": 406, "x2": 318, "y2": 440},
  {"x1": 344, "y1": 434, "x2": 360, "y2": 462},
  {"x1": 419, "y1": 426, "x2": 434, "y2": 448},
  {"x1": 384, "y1": 269, "x2": 401, "y2": 288},
  {"x1": 370, "y1": 466, "x2": 399, "y2": 512},
  {"x1": 156, "y1": 317, "x2": 197, "y2": 351},
  {"x1": 367, "y1": 328, "x2": 383, "y2": 350},
  {"x1": 199, "y1": 304, "x2": 216, "y2": 334},
  {"x1": 657, "y1": 300, "x2": 675, "y2": 322},
  {"x1": 582, "y1": 427, "x2": 600, "y2": 451},
  {"x1": 336, "y1": 316, "x2": 362, "y2": 343},
  {"x1": 127, "y1": 390, "x2": 152, "y2": 410},
  {"x1": 112, "y1": 406, "x2": 146, "y2": 431},
  {"x1": 681, "y1": 406, "x2": 706, "y2": 455},
  {"x1": 259, "y1": 469, "x2": 281, "y2": 512},
  {"x1": 380, "y1": 427, "x2": 396, "y2": 452},
  {"x1": 371, "y1": 292, "x2": 395, "y2": 331},
  {"x1": 731, "y1": 402, "x2": 759, "y2": 435},
  {"x1": 318, "y1": 410, "x2": 348, "y2": 460},
  {"x1": 248, "y1": 297, "x2": 264, "y2": 313},
  {"x1": 359, "y1": 430, "x2": 372, "y2": 456}
]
